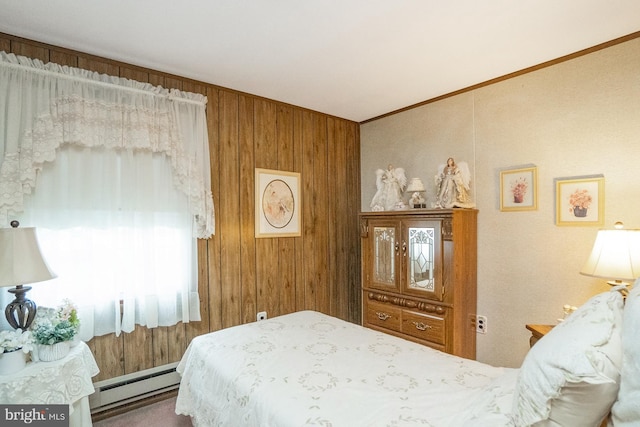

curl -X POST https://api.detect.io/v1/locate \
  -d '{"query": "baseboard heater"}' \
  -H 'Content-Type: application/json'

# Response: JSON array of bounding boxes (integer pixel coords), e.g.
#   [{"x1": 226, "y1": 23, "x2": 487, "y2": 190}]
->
[{"x1": 89, "y1": 362, "x2": 181, "y2": 413}]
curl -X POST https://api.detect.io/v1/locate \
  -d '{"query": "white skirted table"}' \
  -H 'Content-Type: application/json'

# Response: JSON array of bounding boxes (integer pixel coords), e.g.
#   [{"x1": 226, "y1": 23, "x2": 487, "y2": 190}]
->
[{"x1": 0, "y1": 342, "x2": 99, "y2": 427}]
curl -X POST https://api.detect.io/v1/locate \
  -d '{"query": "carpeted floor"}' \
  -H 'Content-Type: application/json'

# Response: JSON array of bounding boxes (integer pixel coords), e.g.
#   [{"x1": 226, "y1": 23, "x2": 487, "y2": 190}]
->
[{"x1": 93, "y1": 396, "x2": 191, "y2": 427}]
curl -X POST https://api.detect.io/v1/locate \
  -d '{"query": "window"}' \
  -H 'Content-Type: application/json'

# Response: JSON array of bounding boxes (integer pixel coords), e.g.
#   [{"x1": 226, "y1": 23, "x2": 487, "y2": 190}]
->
[
  {"x1": 0, "y1": 52, "x2": 215, "y2": 339},
  {"x1": 18, "y1": 147, "x2": 199, "y2": 338}
]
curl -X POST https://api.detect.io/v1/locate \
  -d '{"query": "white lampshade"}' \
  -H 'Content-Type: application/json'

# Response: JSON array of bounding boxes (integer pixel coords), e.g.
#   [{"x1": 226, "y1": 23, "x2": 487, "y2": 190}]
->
[
  {"x1": 0, "y1": 226, "x2": 56, "y2": 287},
  {"x1": 406, "y1": 178, "x2": 426, "y2": 193},
  {"x1": 580, "y1": 227, "x2": 640, "y2": 282}
]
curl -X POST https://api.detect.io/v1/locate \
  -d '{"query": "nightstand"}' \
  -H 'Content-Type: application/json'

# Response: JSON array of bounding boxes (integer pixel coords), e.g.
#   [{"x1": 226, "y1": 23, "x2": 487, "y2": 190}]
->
[
  {"x1": 525, "y1": 324, "x2": 554, "y2": 347},
  {"x1": 0, "y1": 342, "x2": 99, "y2": 426}
]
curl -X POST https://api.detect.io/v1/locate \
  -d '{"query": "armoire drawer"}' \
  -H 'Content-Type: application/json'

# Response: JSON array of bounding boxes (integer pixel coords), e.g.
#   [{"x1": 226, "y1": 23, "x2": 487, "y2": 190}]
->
[
  {"x1": 365, "y1": 300, "x2": 401, "y2": 331},
  {"x1": 401, "y1": 310, "x2": 445, "y2": 345}
]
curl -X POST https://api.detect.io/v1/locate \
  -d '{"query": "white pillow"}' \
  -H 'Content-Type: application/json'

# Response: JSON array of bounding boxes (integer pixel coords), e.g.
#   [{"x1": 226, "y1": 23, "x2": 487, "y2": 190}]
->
[
  {"x1": 512, "y1": 289, "x2": 624, "y2": 426},
  {"x1": 611, "y1": 279, "x2": 640, "y2": 426}
]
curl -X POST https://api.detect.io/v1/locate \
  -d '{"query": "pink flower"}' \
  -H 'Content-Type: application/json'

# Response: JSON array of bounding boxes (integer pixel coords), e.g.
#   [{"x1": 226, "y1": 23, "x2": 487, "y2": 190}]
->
[
  {"x1": 568, "y1": 189, "x2": 592, "y2": 211},
  {"x1": 511, "y1": 178, "x2": 528, "y2": 198}
]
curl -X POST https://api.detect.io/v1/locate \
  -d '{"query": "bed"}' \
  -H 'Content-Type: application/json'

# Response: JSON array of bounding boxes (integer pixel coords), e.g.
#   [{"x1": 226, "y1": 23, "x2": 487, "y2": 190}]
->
[{"x1": 176, "y1": 284, "x2": 640, "y2": 427}]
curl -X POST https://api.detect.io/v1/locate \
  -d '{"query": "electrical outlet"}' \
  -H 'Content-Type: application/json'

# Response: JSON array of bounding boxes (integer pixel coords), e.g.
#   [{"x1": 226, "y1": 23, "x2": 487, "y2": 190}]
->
[
  {"x1": 476, "y1": 315, "x2": 487, "y2": 334},
  {"x1": 257, "y1": 311, "x2": 267, "y2": 321}
]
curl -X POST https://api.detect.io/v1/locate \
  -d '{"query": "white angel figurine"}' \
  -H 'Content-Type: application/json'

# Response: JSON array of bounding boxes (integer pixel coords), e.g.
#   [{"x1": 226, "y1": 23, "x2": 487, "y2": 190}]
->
[
  {"x1": 370, "y1": 164, "x2": 407, "y2": 211},
  {"x1": 434, "y1": 157, "x2": 475, "y2": 209}
]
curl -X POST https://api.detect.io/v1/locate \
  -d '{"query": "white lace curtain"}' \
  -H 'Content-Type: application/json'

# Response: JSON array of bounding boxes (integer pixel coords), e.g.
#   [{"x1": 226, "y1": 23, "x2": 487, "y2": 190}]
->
[
  {"x1": 0, "y1": 52, "x2": 215, "y2": 338},
  {"x1": 0, "y1": 51, "x2": 214, "y2": 238}
]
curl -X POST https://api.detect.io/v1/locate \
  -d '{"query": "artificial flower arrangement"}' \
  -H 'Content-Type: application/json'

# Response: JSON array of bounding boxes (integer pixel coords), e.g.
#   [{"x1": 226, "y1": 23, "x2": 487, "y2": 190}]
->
[
  {"x1": 57, "y1": 299, "x2": 80, "y2": 333},
  {"x1": 0, "y1": 329, "x2": 34, "y2": 354},
  {"x1": 31, "y1": 299, "x2": 80, "y2": 345},
  {"x1": 568, "y1": 188, "x2": 592, "y2": 211},
  {"x1": 32, "y1": 320, "x2": 76, "y2": 345},
  {"x1": 511, "y1": 177, "x2": 528, "y2": 203}
]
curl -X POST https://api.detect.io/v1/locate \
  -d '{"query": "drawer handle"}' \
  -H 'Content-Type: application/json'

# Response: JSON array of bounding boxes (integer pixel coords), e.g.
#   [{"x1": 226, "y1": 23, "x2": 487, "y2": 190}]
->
[
  {"x1": 376, "y1": 312, "x2": 391, "y2": 321},
  {"x1": 413, "y1": 321, "x2": 433, "y2": 331}
]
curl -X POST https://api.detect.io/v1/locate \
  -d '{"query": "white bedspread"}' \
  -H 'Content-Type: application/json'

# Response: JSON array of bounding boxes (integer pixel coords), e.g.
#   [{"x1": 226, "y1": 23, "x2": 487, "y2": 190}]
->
[{"x1": 176, "y1": 310, "x2": 517, "y2": 426}]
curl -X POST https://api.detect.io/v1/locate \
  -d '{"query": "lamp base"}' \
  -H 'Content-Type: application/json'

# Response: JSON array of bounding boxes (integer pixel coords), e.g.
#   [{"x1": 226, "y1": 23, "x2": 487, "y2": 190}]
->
[{"x1": 5, "y1": 285, "x2": 37, "y2": 331}]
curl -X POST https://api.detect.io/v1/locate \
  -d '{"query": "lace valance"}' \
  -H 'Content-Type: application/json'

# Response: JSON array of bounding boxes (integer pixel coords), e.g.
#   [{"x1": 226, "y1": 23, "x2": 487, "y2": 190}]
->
[{"x1": 0, "y1": 52, "x2": 215, "y2": 238}]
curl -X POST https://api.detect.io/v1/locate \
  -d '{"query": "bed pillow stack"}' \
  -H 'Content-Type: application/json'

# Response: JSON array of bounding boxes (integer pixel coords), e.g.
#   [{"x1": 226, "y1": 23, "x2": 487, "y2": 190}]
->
[
  {"x1": 611, "y1": 279, "x2": 640, "y2": 426},
  {"x1": 512, "y1": 288, "x2": 624, "y2": 426}
]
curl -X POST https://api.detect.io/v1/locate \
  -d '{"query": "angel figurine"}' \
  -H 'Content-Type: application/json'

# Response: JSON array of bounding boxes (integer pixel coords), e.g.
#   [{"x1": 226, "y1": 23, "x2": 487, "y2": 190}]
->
[
  {"x1": 434, "y1": 157, "x2": 475, "y2": 209},
  {"x1": 370, "y1": 164, "x2": 407, "y2": 211}
]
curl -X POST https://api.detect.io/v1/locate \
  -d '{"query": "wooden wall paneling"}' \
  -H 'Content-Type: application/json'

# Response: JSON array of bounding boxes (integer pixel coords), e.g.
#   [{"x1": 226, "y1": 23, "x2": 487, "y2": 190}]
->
[
  {"x1": 276, "y1": 105, "x2": 296, "y2": 315},
  {"x1": 119, "y1": 67, "x2": 149, "y2": 84},
  {"x1": 10, "y1": 40, "x2": 48, "y2": 62},
  {"x1": 276, "y1": 106, "x2": 295, "y2": 177},
  {"x1": 218, "y1": 90, "x2": 243, "y2": 328},
  {"x1": 326, "y1": 118, "x2": 339, "y2": 317},
  {"x1": 206, "y1": 87, "x2": 223, "y2": 333},
  {"x1": 238, "y1": 94, "x2": 258, "y2": 325},
  {"x1": 164, "y1": 76, "x2": 183, "y2": 90},
  {"x1": 300, "y1": 111, "x2": 317, "y2": 310},
  {"x1": 49, "y1": 49, "x2": 78, "y2": 67},
  {"x1": 346, "y1": 123, "x2": 362, "y2": 324},
  {"x1": 189, "y1": 237, "x2": 210, "y2": 341},
  {"x1": 254, "y1": 99, "x2": 279, "y2": 319},
  {"x1": 182, "y1": 81, "x2": 205, "y2": 94},
  {"x1": 182, "y1": 80, "x2": 211, "y2": 343},
  {"x1": 165, "y1": 324, "x2": 186, "y2": 365},
  {"x1": 147, "y1": 71, "x2": 165, "y2": 88},
  {"x1": 0, "y1": 36, "x2": 10, "y2": 52},
  {"x1": 293, "y1": 110, "x2": 307, "y2": 311},
  {"x1": 327, "y1": 118, "x2": 347, "y2": 319},
  {"x1": 88, "y1": 334, "x2": 125, "y2": 382},
  {"x1": 123, "y1": 325, "x2": 154, "y2": 374},
  {"x1": 312, "y1": 113, "x2": 330, "y2": 315},
  {"x1": 77, "y1": 56, "x2": 119, "y2": 77},
  {"x1": 151, "y1": 326, "x2": 170, "y2": 367}
]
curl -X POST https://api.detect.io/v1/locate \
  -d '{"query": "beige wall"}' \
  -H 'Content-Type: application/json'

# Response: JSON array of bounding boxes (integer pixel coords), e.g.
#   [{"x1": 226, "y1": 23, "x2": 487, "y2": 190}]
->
[{"x1": 361, "y1": 37, "x2": 640, "y2": 368}]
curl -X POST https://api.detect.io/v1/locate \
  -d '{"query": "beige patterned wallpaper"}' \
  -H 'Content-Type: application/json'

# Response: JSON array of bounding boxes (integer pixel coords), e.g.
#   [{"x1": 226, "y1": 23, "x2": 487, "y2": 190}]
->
[{"x1": 361, "y1": 37, "x2": 640, "y2": 368}]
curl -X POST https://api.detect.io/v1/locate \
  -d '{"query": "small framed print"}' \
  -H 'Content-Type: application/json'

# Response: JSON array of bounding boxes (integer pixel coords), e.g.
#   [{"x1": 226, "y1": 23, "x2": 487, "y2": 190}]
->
[
  {"x1": 555, "y1": 175, "x2": 604, "y2": 226},
  {"x1": 500, "y1": 166, "x2": 538, "y2": 211},
  {"x1": 255, "y1": 168, "x2": 301, "y2": 238}
]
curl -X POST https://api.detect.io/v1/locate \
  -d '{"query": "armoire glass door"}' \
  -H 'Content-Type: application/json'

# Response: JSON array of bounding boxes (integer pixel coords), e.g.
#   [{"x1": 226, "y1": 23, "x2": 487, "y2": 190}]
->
[
  {"x1": 403, "y1": 220, "x2": 442, "y2": 300},
  {"x1": 368, "y1": 223, "x2": 399, "y2": 291}
]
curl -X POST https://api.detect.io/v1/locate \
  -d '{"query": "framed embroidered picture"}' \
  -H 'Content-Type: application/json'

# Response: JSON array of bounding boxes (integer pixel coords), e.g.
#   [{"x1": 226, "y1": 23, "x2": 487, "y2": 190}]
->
[
  {"x1": 555, "y1": 175, "x2": 604, "y2": 226},
  {"x1": 255, "y1": 168, "x2": 301, "y2": 237},
  {"x1": 500, "y1": 166, "x2": 538, "y2": 211}
]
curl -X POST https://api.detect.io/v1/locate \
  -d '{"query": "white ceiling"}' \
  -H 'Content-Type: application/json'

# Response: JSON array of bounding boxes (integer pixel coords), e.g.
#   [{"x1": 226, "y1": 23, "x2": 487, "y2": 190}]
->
[{"x1": 0, "y1": 1, "x2": 639, "y2": 122}]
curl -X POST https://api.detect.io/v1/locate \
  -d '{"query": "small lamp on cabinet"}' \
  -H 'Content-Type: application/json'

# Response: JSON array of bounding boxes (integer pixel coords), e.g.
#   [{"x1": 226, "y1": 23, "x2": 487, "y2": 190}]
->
[
  {"x1": 580, "y1": 221, "x2": 640, "y2": 290},
  {"x1": 0, "y1": 221, "x2": 56, "y2": 330},
  {"x1": 406, "y1": 178, "x2": 427, "y2": 209}
]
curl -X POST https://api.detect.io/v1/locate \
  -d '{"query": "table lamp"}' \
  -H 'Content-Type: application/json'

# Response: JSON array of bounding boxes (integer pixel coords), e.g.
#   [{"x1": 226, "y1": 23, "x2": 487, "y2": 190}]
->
[
  {"x1": 580, "y1": 221, "x2": 640, "y2": 289},
  {"x1": 0, "y1": 221, "x2": 56, "y2": 330},
  {"x1": 406, "y1": 178, "x2": 427, "y2": 208}
]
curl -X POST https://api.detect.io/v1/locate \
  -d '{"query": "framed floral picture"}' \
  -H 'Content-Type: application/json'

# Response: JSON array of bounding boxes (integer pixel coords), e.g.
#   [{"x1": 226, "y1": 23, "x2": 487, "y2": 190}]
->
[
  {"x1": 555, "y1": 175, "x2": 604, "y2": 226},
  {"x1": 255, "y1": 168, "x2": 301, "y2": 238},
  {"x1": 500, "y1": 166, "x2": 538, "y2": 211}
]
